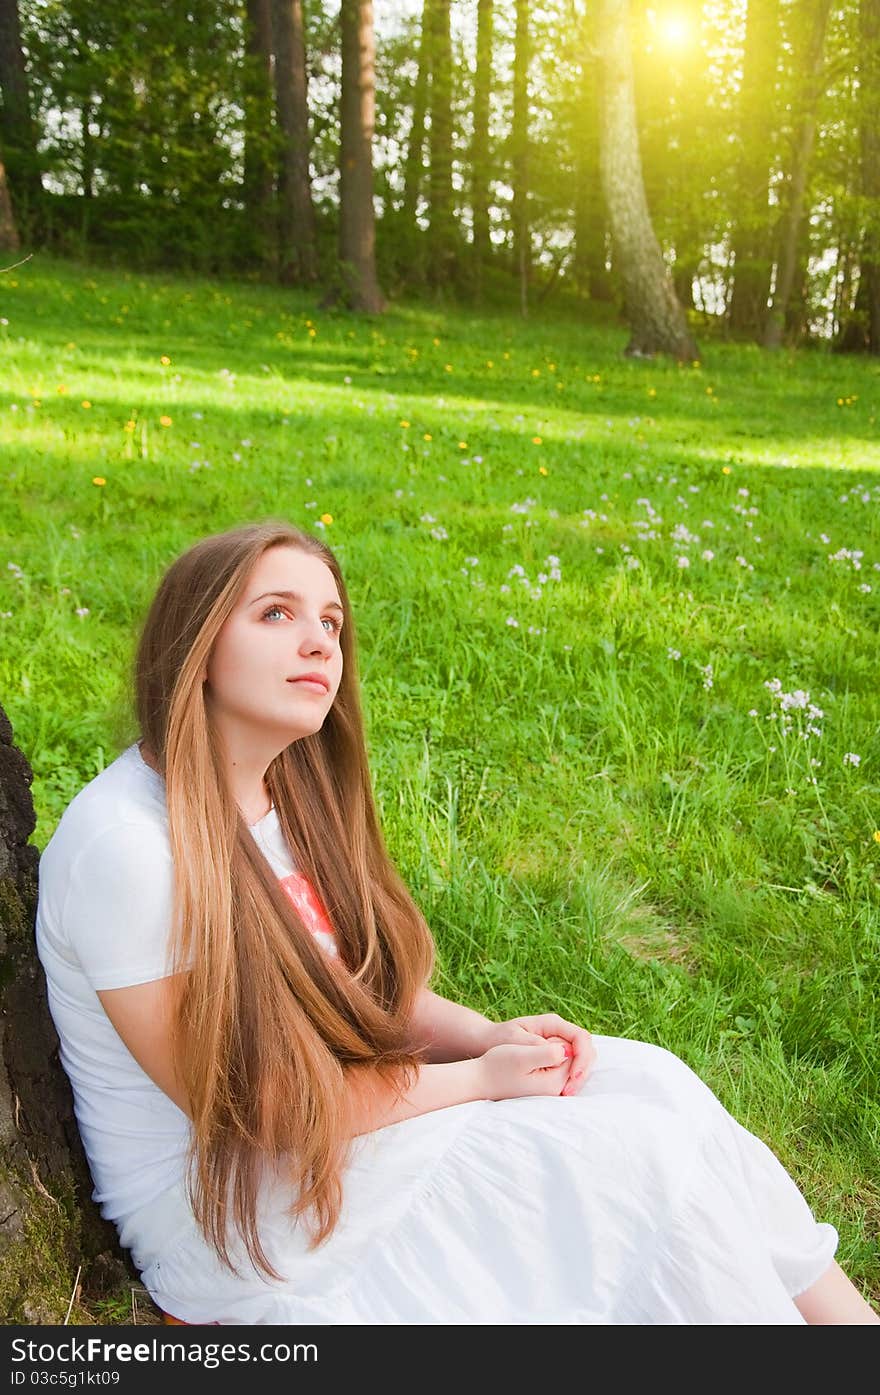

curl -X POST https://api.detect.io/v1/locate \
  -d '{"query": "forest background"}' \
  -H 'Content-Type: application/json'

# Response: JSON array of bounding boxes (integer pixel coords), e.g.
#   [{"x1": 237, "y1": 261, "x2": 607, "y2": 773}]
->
[{"x1": 0, "y1": 0, "x2": 879, "y2": 1325}]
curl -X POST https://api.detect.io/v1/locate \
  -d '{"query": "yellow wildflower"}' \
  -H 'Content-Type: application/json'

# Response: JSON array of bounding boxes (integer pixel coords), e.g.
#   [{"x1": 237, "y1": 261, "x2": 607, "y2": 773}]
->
[
  {"x1": 81, "y1": 400, "x2": 91, "y2": 409},
  {"x1": 458, "y1": 441, "x2": 468, "y2": 449},
  {"x1": 444, "y1": 364, "x2": 453, "y2": 372},
  {"x1": 433, "y1": 337, "x2": 441, "y2": 346},
  {"x1": 92, "y1": 477, "x2": 106, "y2": 487},
  {"x1": 400, "y1": 420, "x2": 410, "y2": 428},
  {"x1": 160, "y1": 355, "x2": 171, "y2": 366},
  {"x1": 722, "y1": 466, "x2": 731, "y2": 475},
  {"x1": 57, "y1": 385, "x2": 69, "y2": 395},
  {"x1": 874, "y1": 830, "x2": 880, "y2": 844},
  {"x1": 423, "y1": 433, "x2": 432, "y2": 442},
  {"x1": 486, "y1": 360, "x2": 494, "y2": 368},
  {"x1": 539, "y1": 465, "x2": 548, "y2": 476},
  {"x1": 320, "y1": 513, "x2": 333, "y2": 525},
  {"x1": 124, "y1": 420, "x2": 136, "y2": 432},
  {"x1": 532, "y1": 436, "x2": 542, "y2": 445},
  {"x1": 159, "y1": 415, "x2": 172, "y2": 427},
  {"x1": 531, "y1": 369, "x2": 541, "y2": 377}
]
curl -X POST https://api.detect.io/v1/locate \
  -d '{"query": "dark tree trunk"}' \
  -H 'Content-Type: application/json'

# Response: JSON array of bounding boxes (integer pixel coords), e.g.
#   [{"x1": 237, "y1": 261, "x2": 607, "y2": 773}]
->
[
  {"x1": 763, "y1": 0, "x2": 833, "y2": 347},
  {"x1": 243, "y1": 0, "x2": 276, "y2": 267},
  {"x1": 426, "y1": 0, "x2": 456, "y2": 287},
  {"x1": 845, "y1": 0, "x2": 880, "y2": 352},
  {"x1": 0, "y1": 0, "x2": 42, "y2": 237},
  {"x1": 511, "y1": 0, "x2": 530, "y2": 315},
  {"x1": 573, "y1": 7, "x2": 612, "y2": 302},
  {"x1": 470, "y1": 0, "x2": 493, "y2": 296},
  {"x1": 727, "y1": 0, "x2": 779, "y2": 337},
  {"x1": 597, "y1": 0, "x2": 698, "y2": 359},
  {"x1": 272, "y1": 0, "x2": 318, "y2": 284},
  {"x1": 402, "y1": 0, "x2": 430, "y2": 233},
  {"x1": 338, "y1": 0, "x2": 385, "y2": 311},
  {"x1": 0, "y1": 155, "x2": 20, "y2": 251},
  {"x1": 0, "y1": 706, "x2": 126, "y2": 1323}
]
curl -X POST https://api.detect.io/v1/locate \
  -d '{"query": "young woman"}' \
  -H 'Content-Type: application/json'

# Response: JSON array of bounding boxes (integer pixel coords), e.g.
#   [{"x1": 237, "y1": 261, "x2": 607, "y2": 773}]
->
[{"x1": 36, "y1": 520, "x2": 878, "y2": 1325}]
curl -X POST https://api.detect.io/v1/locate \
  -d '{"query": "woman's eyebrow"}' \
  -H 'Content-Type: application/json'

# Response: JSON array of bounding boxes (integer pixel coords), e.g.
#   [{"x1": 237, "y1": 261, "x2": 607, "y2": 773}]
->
[{"x1": 249, "y1": 589, "x2": 345, "y2": 615}]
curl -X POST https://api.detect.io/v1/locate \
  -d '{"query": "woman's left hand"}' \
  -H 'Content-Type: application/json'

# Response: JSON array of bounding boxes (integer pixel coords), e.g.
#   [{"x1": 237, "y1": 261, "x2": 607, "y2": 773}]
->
[{"x1": 482, "y1": 1013, "x2": 596, "y2": 1096}]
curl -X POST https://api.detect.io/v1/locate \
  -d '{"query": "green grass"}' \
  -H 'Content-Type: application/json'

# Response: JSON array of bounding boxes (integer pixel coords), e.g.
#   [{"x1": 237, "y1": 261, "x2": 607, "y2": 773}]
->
[{"x1": 2, "y1": 253, "x2": 879, "y2": 1317}]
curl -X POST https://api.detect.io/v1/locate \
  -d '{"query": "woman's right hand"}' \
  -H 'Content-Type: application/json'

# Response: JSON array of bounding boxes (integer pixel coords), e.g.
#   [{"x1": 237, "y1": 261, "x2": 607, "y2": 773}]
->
[{"x1": 477, "y1": 1039, "x2": 571, "y2": 1100}]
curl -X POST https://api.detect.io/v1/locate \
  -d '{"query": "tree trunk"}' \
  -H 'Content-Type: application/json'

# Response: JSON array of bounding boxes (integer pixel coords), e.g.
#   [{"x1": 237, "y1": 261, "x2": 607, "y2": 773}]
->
[
  {"x1": 0, "y1": 706, "x2": 127, "y2": 1323},
  {"x1": 727, "y1": 0, "x2": 779, "y2": 337},
  {"x1": 243, "y1": 0, "x2": 276, "y2": 267},
  {"x1": 402, "y1": 0, "x2": 430, "y2": 232},
  {"x1": 338, "y1": 0, "x2": 385, "y2": 311},
  {"x1": 426, "y1": 0, "x2": 456, "y2": 287},
  {"x1": 0, "y1": 155, "x2": 20, "y2": 251},
  {"x1": 573, "y1": 7, "x2": 612, "y2": 301},
  {"x1": 597, "y1": 0, "x2": 698, "y2": 359},
  {"x1": 511, "y1": 0, "x2": 530, "y2": 314},
  {"x1": 857, "y1": 0, "x2": 880, "y2": 351},
  {"x1": 470, "y1": 0, "x2": 493, "y2": 296},
  {"x1": 272, "y1": 0, "x2": 318, "y2": 284},
  {"x1": 0, "y1": 0, "x2": 43, "y2": 236},
  {"x1": 763, "y1": 0, "x2": 833, "y2": 347}
]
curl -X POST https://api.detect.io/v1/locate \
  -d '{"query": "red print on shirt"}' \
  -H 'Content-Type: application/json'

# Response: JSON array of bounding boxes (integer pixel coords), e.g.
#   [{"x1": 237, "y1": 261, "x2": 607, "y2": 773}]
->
[{"x1": 279, "y1": 871, "x2": 338, "y2": 951}]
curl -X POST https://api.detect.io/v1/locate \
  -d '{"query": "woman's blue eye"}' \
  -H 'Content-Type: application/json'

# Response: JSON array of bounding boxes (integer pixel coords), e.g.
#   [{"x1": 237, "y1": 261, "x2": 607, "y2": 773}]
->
[{"x1": 262, "y1": 605, "x2": 341, "y2": 633}]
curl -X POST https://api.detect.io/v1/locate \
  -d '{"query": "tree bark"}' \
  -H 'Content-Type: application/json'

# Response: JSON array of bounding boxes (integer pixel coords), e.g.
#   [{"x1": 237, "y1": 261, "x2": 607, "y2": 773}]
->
[
  {"x1": 0, "y1": 706, "x2": 125, "y2": 1322},
  {"x1": 597, "y1": 0, "x2": 698, "y2": 359},
  {"x1": 727, "y1": 0, "x2": 779, "y2": 337},
  {"x1": 470, "y1": 0, "x2": 493, "y2": 296},
  {"x1": 243, "y1": 0, "x2": 276, "y2": 267},
  {"x1": 0, "y1": 0, "x2": 42, "y2": 235},
  {"x1": 402, "y1": 0, "x2": 430, "y2": 232},
  {"x1": 511, "y1": 0, "x2": 530, "y2": 314},
  {"x1": 0, "y1": 155, "x2": 20, "y2": 251},
  {"x1": 840, "y1": 0, "x2": 880, "y2": 352},
  {"x1": 338, "y1": 0, "x2": 385, "y2": 311},
  {"x1": 763, "y1": 0, "x2": 833, "y2": 348},
  {"x1": 272, "y1": 0, "x2": 318, "y2": 284},
  {"x1": 426, "y1": 0, "x2": 456, "y2": 286},
  {"x1": 573, "y1": 6, "x2": 612, "y2": 301}
]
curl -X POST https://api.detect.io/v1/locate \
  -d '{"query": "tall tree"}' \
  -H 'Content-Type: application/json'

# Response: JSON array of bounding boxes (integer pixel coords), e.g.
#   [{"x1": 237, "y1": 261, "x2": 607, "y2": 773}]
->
[
  {"x1": 338, "y1": 0, "x2": 384, "y2": 311},
  {"x1": 839, "y1": 0, "x2": 880, "y2": 351},
  {"x1": 470, "y1": 0, "x2": 493, "y2": 296},
  {"x1": 511, "y1": 0, "x2": 531, "y2": 314},
  {"x1": 0, "y1": 151, "x2": 19, "y2": 251},
  {"x1": 0, "y1": 0, "x2": 42, "y2": 235},
  {"x1": 573, "y1": 4, "x2": 611, "y2": 302},
  {"x1": 763, "y1": 0, "x2": 834, "y2": 347},
  {"x1": 727, "y1": 0, "x2": 780, "y2": 337},
  {"x1": 243, "y1": 0, "x2": 276, "y2": 267},
  {"x1": 426, "y1": 0, "x2": 456, "y2": 286},
  {"x1": 402, "y1": 0, "x2": 430, "y2": 235},
  {"x1": 598, "y1": 0, "x2": 698, "y2": 358},
  {"x1": 273, "y1": 0, "x2": 318, "y2": 284}
]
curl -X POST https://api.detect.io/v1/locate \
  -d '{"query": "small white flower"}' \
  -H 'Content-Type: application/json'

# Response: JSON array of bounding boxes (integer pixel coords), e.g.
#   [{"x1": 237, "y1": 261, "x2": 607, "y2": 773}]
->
[
  {"x1": 858, "y1": 583, "x2": 872, "y2": 594},
  {"x1": 748, "y1": 709, "x2": 758, "y2": 717},
  {"x1": 843, "y1": 752, "x2": 861, "y2": 767},
  {"x1": 430, "y1": 526, "x2": 448, "y2": 541},
  {"x1": 505, "y1": 616, "x2": 519, "y2": 627},
  {"x1": 676, "y1": 556, "x2": 690, "y2": 568},
  {"x1": 701, "y1": 550, "x2": 715, "y2": 562},
  {"x1": 500, "y1": 584, "x2": 511, "y2": 593},
  {"x1": 75, "y1": 607, "x2": 89, "y2": 618},
  {"x1": 667, "y1": 648, "x2": 681, "y2": 661}
]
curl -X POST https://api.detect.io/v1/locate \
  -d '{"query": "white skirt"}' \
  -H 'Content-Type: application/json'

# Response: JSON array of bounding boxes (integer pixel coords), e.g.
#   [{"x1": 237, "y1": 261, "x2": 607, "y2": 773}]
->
[{"x1": 120, "y1": 1035, "x2": 838, "y2": 1325}]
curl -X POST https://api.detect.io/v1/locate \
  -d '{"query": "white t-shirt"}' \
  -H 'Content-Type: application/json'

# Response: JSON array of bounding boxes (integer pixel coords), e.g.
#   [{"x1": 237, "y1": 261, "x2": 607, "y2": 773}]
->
[{"x1": 35, "y1": 742, "x2": 340, "y2": 1231}]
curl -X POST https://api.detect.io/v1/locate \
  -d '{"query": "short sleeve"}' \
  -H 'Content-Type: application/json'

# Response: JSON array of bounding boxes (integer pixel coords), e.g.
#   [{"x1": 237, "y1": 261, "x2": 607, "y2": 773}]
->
[{"x1": 62, "y1": 820, "x2": 178, "y2": 990}]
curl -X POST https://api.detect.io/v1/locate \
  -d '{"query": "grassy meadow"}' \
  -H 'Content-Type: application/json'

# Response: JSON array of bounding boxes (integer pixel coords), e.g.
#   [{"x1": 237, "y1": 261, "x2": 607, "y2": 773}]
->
[{"x1": 1, "y1": 253, "x2": 879, "y2": 1317}]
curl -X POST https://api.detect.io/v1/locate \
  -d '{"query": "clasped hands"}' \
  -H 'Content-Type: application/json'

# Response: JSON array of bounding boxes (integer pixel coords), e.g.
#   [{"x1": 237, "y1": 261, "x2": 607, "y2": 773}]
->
[{"x1": 481, "y1": 1013, "x2": 596, "y2": 1097}]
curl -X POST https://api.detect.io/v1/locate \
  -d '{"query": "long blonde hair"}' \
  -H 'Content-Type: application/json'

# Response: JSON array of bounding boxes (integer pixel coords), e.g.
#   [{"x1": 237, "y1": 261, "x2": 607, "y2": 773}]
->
[{"x1": 133, "y1": 520, "x2": 435, "y2": 1277}]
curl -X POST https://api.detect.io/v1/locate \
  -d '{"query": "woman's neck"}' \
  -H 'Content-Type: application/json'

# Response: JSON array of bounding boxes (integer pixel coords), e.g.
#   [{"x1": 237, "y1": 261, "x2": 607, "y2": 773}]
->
[{"x1": 138, "y1": 741, "x2": 272, "y2": 826}]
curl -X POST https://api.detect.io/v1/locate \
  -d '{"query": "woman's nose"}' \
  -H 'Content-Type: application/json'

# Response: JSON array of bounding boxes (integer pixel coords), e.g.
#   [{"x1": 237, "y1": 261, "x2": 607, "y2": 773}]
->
[{"x1": 300, "y1": 620, "x2": 334, "y2": 655}]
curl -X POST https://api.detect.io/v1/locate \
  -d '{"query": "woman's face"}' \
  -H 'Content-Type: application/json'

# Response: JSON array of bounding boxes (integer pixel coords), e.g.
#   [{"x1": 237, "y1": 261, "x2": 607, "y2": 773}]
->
[{"x1": 204, "y1": 545, "x2": 345, "y2": 745}]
